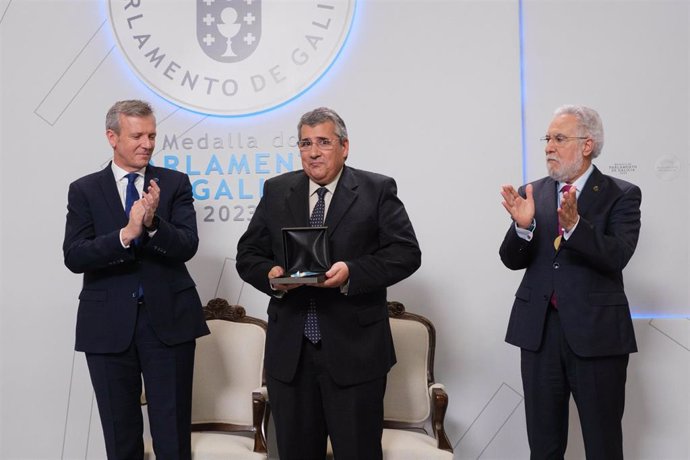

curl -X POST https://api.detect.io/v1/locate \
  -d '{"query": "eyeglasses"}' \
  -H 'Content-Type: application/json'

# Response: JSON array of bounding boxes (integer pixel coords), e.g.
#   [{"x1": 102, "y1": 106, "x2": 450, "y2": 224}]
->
[
  {"x1": 540, "y1": 134, "x2": 589, "y2": 145},
  {"x1": 297, "y1": 137, "x2": 339, "y2": 151}
]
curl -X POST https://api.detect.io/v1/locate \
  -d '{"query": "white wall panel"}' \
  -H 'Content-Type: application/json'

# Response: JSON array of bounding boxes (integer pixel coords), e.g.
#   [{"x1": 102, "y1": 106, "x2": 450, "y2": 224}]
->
[{"x1": 1, "y1": 1, "x2": 687, "y2": 459}]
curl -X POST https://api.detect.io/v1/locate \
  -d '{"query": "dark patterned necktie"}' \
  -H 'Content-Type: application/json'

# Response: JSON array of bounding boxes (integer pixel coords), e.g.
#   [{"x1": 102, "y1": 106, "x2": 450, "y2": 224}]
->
[{"x1": 304, "y1": 187, "x2": 327, "y2": 343}]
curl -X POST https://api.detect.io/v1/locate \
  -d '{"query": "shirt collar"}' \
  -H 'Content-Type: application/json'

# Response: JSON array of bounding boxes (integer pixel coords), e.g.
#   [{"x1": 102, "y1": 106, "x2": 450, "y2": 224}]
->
[{"x1": 111, "y1": 162, "x2": 146, "y2": 182}]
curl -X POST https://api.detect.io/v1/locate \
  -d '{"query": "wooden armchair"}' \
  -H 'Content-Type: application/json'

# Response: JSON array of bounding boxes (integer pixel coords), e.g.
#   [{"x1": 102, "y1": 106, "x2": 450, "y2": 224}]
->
[{"x1": 381, "y1": 301, "x2": 453, "y2": 459}]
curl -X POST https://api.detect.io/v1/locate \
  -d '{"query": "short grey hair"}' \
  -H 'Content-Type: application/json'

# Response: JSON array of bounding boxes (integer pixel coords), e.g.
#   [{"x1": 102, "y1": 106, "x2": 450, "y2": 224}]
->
[
  {"x1": 298, "y1": 107, "x2": 348, "y2": 145},
  {"x1": 106, "y1": 100, "x2": 154, "y2": 134},
  {"x1": 554, "y1": 105, "x2": 604, "y2": 158}
]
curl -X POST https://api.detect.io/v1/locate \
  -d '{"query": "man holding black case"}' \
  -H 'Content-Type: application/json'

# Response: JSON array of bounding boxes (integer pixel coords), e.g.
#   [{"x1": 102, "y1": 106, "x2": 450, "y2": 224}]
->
[{"x1": 236, "y1": 107, "x2": 421, "y2": 459}]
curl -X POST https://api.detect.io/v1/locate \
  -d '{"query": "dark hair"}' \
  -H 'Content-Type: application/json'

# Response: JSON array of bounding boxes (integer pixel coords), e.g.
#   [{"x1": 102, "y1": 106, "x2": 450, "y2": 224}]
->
[{"x1": 297, "y1": 107, "x2": 348, "y2": 144}]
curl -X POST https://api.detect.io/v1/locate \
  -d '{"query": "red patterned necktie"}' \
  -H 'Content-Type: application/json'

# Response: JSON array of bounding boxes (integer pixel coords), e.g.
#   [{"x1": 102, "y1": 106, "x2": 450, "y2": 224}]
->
[
  {"x1": 553, "y1": 184, "x2": 572, "y2": 250},
  {"x1": 551, "y1": 184, "x2": 572, "y2": 308}
]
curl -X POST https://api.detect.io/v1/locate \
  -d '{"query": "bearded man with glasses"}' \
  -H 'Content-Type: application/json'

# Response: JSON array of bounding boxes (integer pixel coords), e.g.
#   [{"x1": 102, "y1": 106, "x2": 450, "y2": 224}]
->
[
  {"x1": 236, "y1": 107, "x2": 421, "y2": 459},
  {"x1": 499, "y1": 105, "x2": 641, "y2": 460}
]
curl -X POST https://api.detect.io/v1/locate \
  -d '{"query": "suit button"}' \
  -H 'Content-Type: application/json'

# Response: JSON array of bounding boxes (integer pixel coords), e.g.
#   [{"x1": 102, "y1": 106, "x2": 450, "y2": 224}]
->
[{"x1": 553, "y1": 262, "x2": 560, "y2": 269}]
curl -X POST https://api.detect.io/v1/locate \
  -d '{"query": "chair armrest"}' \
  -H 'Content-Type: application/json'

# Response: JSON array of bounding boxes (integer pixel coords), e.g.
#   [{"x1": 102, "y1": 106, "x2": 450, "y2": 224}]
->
[
  {"x1": 253, "y1": 385, "x2": 269, "y2": 401},
  {"x1": 252, "y1": 388, "x2": 269, "y2": 454},
  {"x1": 429, "y1": 384, "x2": 453, "y2": 452}
]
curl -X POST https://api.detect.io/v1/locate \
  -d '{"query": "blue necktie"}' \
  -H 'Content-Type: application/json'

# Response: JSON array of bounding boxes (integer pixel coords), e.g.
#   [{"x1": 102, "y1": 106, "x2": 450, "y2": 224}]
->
[
  {"x1": 304, "y1": 187, "x2": 327, "y2": 343},
  {"x1": 125, "y1": 173, "x2": 144, "y2": 299},
  {"x1": 125, "y1": 172, "x2": 139, "y2": 217}
]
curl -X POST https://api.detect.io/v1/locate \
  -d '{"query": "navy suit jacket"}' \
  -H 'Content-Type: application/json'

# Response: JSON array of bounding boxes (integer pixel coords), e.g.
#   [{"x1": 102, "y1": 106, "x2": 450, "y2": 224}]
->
[
  {"x1": 499, "y1": 166, "x2": 641, "y2": 357},
  {"x1": 64, "y1": 163, "x2": 209, "y2": 353},
  {"x1": 236, "y1": 166, "x2": 421, "y2": 386}
]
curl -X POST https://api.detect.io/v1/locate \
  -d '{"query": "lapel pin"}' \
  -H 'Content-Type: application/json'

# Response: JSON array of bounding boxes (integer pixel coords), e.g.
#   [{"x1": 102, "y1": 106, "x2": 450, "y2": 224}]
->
[{"x1": 145, "y1": 177, "x2": 159, "y2": 192}]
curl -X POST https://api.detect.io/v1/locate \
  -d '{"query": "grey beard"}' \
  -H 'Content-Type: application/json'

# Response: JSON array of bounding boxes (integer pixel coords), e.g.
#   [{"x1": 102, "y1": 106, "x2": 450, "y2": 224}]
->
[{"x1": 547, "y1": 155, "x2": 584, "y2": 182}]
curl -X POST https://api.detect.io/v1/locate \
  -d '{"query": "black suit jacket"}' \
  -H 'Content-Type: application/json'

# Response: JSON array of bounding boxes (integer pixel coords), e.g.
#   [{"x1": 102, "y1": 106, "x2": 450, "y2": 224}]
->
[
  {"x1": 499, "y1": 166, "x2": 641, "y2": 357},
  {"x1": 236, "y1": 166, "x2": 421, "y2": 386},
  {"x1": 64, "y1": 163, "x2": 209, "y2": 353}
]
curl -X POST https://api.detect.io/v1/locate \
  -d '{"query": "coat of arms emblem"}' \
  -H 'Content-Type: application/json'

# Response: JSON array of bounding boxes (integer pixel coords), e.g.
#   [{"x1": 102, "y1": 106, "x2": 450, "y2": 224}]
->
[{"x1": 197, "y1": 0, "x2": 262, "y2": 63}]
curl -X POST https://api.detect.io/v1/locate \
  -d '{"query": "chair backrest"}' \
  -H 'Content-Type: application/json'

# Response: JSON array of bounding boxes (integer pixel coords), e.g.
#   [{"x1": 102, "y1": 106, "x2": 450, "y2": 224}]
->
[
  {"x1": 191, "y1": 298, "x2": 267, "y2": 430},
  {"x1": 383, "y1": 301, "x2": 437, "y2": 428}
]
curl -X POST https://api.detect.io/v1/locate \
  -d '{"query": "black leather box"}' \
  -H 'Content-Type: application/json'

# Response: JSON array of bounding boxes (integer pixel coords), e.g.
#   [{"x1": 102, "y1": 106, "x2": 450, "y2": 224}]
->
[{"x1": 270, "y1": 227, "x2": 330, "y2": 285}]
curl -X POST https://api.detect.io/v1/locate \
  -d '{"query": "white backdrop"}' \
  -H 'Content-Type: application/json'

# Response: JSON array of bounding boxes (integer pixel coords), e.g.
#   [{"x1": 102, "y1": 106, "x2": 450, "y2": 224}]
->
[{"x1": 1, "y1": 1, "x2": 688, "y2": 459}]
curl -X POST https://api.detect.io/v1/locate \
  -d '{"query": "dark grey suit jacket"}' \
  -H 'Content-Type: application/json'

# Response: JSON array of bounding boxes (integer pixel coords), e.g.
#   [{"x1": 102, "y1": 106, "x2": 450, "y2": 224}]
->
[
  {"x1": 236, "y1": 165, "x2": 421, "y2": 385},
  {"x1": 500, "y1": 166, "x2": 641, "y2": 357}
]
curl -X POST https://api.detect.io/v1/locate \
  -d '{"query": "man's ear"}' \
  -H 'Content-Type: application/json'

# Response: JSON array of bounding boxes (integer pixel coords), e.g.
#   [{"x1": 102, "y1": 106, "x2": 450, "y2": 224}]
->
[
  {"x1": 106, "y1": 129, "x2": 118, "y2": 148},
  {"x1": 582, "y1": 138, "x2": 594, "y2": 158}
]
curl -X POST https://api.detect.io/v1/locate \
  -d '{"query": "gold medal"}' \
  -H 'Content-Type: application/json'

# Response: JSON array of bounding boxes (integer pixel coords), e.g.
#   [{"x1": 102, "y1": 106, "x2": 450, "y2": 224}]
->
[{"x1": 554, "y1": 235, "x2": 562, "y2": 250}]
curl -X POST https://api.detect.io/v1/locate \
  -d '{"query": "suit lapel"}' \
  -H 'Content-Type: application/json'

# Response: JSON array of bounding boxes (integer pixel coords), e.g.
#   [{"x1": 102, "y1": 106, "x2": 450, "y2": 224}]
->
[
  {"x1": 325, "y1": 166, "x2": 357, "y2": 235},
  {"x1": 98, "y1": 163, "x2": 128, "y2": 225},
  {"x1": 537, "y1": 177, "x2": 559, "y2": 239},
  {"x1": 285, "y1": 173, "x2": 310, "y2": 226},
  {"x1": 144, "y1": 164, "x2": 158, "y2": 194},
  {"x1": 283, "y1": 167, "x2": 358, "y2": 231},
  {"x1": 576, "y1": 166, "x2": 604, "y2": 218}
]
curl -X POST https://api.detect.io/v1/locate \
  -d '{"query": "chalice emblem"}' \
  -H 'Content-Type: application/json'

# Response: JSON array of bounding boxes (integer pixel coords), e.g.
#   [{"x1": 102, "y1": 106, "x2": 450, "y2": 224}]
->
[{"x1": 218, "y1": 8, "x2": 241, "y2": 57}]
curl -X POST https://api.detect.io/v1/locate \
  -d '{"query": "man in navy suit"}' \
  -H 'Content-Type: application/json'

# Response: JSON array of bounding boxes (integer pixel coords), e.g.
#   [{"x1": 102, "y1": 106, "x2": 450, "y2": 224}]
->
[
  {"x1": 236, "y1": 107, "x2": 421, "y2": 459},
  {"x1": 500, "y1": 105, "x2": 641, "y2": 460},
  {"x1": 63, "y1": 100, "x2": 209, "y2": 459}
]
